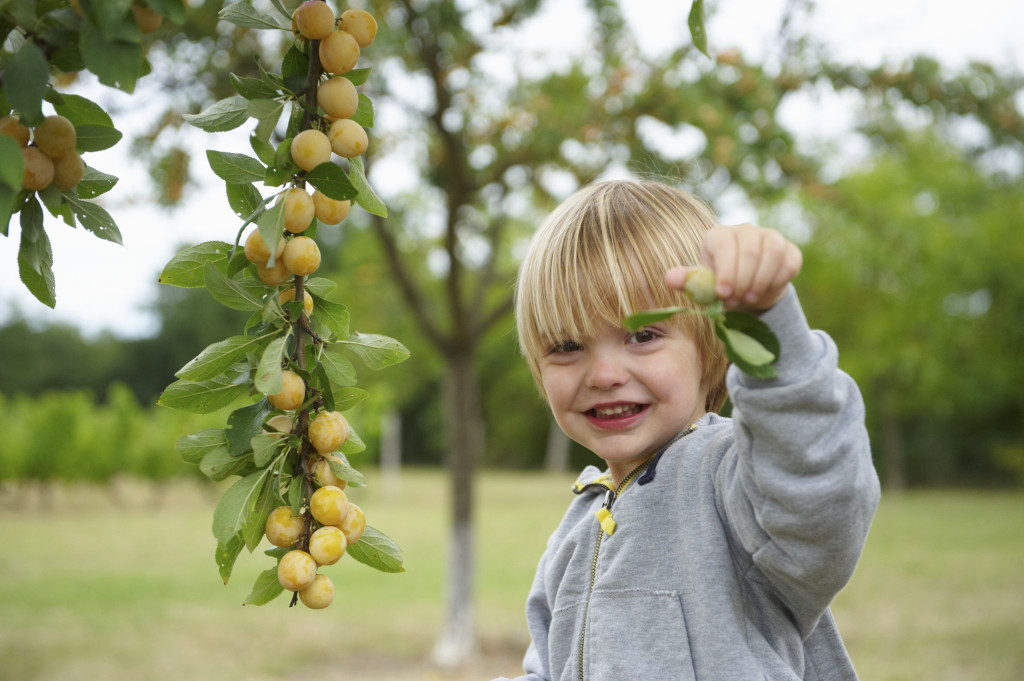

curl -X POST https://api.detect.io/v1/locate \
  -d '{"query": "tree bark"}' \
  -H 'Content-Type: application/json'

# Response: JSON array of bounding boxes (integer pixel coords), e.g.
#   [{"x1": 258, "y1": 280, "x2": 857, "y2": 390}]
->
[{"x1": 431, "y1": 350, "x2": 484, "y2": 666}]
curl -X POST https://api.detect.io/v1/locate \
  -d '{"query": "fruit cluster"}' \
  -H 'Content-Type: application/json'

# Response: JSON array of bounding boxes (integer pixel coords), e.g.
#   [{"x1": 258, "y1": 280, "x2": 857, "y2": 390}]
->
[
  {"x1": 262, "y1": 411, "x2": 367, "y2": 609},
  {"x1": 241, "y1": 1, "x2": 378, "y2": 288},
  {"x1": 1, "y1": 114, "x2": 85, "y2": 192}
]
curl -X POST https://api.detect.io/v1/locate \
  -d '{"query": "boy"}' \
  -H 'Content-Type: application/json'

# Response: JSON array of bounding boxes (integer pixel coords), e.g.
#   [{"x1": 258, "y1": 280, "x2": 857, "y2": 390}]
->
[{"x1": 500, "y1": 180, "x2": 880, "y2": 680}]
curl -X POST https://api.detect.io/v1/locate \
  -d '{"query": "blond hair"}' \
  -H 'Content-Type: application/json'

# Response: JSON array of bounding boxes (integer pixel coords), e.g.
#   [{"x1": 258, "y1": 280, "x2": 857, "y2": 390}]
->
[{"x1": 515, "y1": 180, "x2": 729, "y2": 413}]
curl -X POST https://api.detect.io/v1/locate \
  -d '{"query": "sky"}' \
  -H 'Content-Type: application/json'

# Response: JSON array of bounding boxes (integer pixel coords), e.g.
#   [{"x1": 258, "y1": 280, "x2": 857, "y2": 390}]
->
[{"x1": 1, "y1": 0, "x2": 1022, "y2": 339}]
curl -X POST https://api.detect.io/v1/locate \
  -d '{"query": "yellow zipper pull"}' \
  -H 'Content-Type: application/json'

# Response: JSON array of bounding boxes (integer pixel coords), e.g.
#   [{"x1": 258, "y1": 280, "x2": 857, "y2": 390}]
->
[{"x1": 595, "y1": 506, "x2": 617, "y2": 535}]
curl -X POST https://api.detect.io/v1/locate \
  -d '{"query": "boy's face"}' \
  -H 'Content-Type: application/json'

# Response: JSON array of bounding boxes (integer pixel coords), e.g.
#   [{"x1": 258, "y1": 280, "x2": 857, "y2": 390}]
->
[{"x1": 538, "y1": 321, "x2": 707, "y2": 481}]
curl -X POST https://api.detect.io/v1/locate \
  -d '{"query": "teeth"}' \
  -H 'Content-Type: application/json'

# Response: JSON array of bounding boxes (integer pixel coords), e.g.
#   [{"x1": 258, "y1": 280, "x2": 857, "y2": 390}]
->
[{"x1": 592, "y1": 404, "x2": 641, "y2": 417}]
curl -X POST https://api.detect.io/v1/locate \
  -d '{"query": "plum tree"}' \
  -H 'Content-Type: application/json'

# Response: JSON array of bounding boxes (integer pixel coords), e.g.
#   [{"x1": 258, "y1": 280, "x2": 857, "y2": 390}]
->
[
  {"x1": 0, "y1": 116, "x2": 30, "y2": 146},
  {"x1": 283, "y1": 236, "x2": 321, "y2": 276},
  {"x1": 265, "y1": 506, "x2": 305, "y2": 548},
  {"x1": 319, "y1": 29, "x2": 360, "y2": 74},
  {"x1": 52, "y1": 152, "x2": 85, "y2": 191},
  {"x1": 313, "y1": 190, "x2": 351, "y2": 224},
  {"x1": 311, "y1": 455, "x2": 346, "y2": 488},
  {"x1": 294, "y1": 0, "x2": 336, "y2": 40},
  {"x1": 338, "y1": 9, "x2": 377, "y2": 47},
  {"x1": 339, "y1": 502, "x2": 366, "y2": 545},
  {"x1": 308, "y1": 525, "x2": 347, "y2": 566},
  {"x1": 298, "y1": 574, "x2": 335, "y2": 609},
  {"x1": 21, "y1": 148, "x2": 54, "y2": 191},
  {"x1": 278, "y1": 287, "x2": 314, "y2": 316},
  {"x1": 308, "y1": 410, "x2": 350, "y2": 454},
  {"x1": 290, "y1": 129, "x2": 332, "y2": 171},
  {"x1": 317, "y1": 76, "x2": 359, "y2": 120},
  {"x1": 278, "y1": 187, "x2": 316, "y2": 234},
  {"x1": 244, "y1": 229, "x2": 286, "y2": 265},
  {"x1": 277, "y1": 550, "x2": 318, "y2": 591},
  {"x1": 32, "y1": 115, "x2": 77, "y2": 159},
  {"x1": 267, "y1": 369, "x2": 305, "y2": 410},
  {"x1": 328, "y1": 118, "x2": 368, "y2": 158}
]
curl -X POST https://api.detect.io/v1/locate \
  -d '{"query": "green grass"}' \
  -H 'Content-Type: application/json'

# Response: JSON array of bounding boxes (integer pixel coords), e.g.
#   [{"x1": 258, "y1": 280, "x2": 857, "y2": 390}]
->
[{"x1": 1, "y1": 473, "x2": 1022, "y2": 680}]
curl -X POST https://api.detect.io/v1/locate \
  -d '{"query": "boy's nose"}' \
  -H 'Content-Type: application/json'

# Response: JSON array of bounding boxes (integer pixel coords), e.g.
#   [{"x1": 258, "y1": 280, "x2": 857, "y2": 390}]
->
[{"x1": 585, "y1": 352, "x2": 628, "y2": 390}]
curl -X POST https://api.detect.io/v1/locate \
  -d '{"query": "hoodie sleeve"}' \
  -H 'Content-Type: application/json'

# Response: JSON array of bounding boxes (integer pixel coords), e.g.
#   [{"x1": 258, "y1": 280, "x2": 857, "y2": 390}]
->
[{"x1": 716, "y1": 286, "x2": 881, "y2": 637}]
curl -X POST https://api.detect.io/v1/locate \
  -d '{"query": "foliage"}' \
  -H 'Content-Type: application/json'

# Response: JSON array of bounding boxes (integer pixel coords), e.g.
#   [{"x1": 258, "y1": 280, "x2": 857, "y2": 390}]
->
[
  {"x1": 156, "y1": 0, "x2": 408, "y2": 604},
  {"x1": 0, "y1": 0, "x2": 186, "y2": 307}
]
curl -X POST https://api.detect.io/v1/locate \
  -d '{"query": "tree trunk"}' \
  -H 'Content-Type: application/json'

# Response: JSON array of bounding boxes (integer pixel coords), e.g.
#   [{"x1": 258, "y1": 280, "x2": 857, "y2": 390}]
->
[
  {"x1": 431, "y1": 350, "x2": 484, "y2": 667},
  {"x1": 544, "y1": 416, "x2": 571, "y2": 472}
]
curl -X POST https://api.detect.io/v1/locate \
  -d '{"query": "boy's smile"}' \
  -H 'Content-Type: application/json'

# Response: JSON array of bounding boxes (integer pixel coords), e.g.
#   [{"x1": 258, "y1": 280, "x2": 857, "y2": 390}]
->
[{"x1": 539, "y1": 322, "x2": 707, "y2": 483}]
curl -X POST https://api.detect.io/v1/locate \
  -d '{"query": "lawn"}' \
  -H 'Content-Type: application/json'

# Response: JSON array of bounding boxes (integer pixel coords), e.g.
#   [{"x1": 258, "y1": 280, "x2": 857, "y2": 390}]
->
[{"x1": 1, "y1": 470, "x2": 1021, "y2": 681}]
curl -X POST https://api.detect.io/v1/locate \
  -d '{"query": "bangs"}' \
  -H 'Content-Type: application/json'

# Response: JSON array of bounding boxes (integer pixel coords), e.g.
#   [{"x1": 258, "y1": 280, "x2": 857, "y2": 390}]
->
[{"x1": 516, "y1": 181, "x2": 713, "y2": 361}]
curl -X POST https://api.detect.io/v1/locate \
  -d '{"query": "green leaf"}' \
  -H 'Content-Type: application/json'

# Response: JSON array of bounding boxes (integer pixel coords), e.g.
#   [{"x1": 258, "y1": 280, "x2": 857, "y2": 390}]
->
[
  {"x1": 74, "y1": 124, "x2": 123, "y2": 152},
  {"x1": 208, "y1": 150, "x2": 266, "y2": 184},
  {"x1": 248, "y1": 97, "x2": 285, "y2": 143},
  {"x1": 254, "y1": 336, "x2": 288, "y2": 394},
  {"x1": 320, "y1": 347, "x2": 358, "y2": 387},
  {"x1": 305, "y1": 161, "x2": 358, "y2": 202},
  {"x1": 226, "y1": 399, "x2": 274, "y2": 456},
  {"x1": 723, "y1": 310, "x2": 781, "y2": 358},
  {"x1": 243, "y1": 568, "x2": 285, "y2": 606},
  {"x1": 242, "y1": 475, "x2": 276, "y2": 551},
  {"x1": 226, "y1": 182, "x2": 263, "y2": 220},
  {"x1": 339, "y1": 427, "x2": 366, "y2": 455},
  {"x1": 281, "y1": 44, "x2": 310, "y2": 93},
  {"x1": 79, "y1": 18, "x2": 142, "y2": 92},
  {"x1": 326, "y1": 450, "x2": 365, "y2": 486},
  {"x1": 4, "y1": 41, "x2": 49, "y2": 126},
  {"x1": 175, "y1": 428, "x2": 228, "y2": 465},
  {"x1": 175, "y1": 332, "x2": 275, "y2": 382},
  {"x1": 220, "y1": 1, "x2": 290, "y2": 30},
  {"x1": 346, "y1": 526, "x2": 405, "y2": 573},
  {"x1": 340, "y1": 332, "x2": 410, "y2": 370},
  {"x1": 200, "y1": 446, "x2": 251, "y2": 482},
  {"x1": 183, "y1": 96, "x2": 250, "y2": 132},
  {"x1": 17, "y1": 201, "x2": 56, "y2": 308},
  {"x1": 0, "y1": 135, "x2": 25, "y2": 192},
  {"x1": 212, "y1": 468, "x2": 272, "y2": 544},
  {"x1": 252, "y1": 433, "x2": 285, "y2": 467},
  {"x1": 216, "y1": 534, "x2": 245, "y2": 585},
  {"x1": 344, "y1": 68, "x2": 371, "y2": 87},
  {"x1": 688, "y1": 0, "x2": 709, "y2": 57},
  {"x1": 250, "y1": 134, "x2": 277, "y2": 166},
  {"x1": 332, "y1": 386, "x2": 369, "y2": 412},
  {"x1": 204, "y1": 261, "x2": 265, "y2": 311},
  {"x1": 304, "y1": 277, "x2": 337, "y2": 297},
  {"x1": 256, "y1": 201, "x2": 286, "y2": 267},
  {"x1": 158, "y1": 372, "x2": 252, "y2": 414},
  {"x1": 348, "y1": 155, "x2": 387, "y2": 217},
  {"x1": 310, "y1": 297, "x2": 349, "y2": 340},
  {"x1": 159, "y1": 241, "x2": 234, "y2": 288},
  {"x1": 350, "y1": 93, "x2": 374, "y2": 128},
  {"x1": 63, "y1": 194, "x2": 123, "y2": 245},
  {"x1": 714, "y1": 319, "x2": 778, "y2": 379},
  {"x1": 231, "y1": 73, "x2": 280, "y2": 100},
  {"x1": 76, "y1": 166, "x2": 119, "y2": 199},
  {"x1": 144, "y1": 0, "x2": 188, "y2": 23},
  {"x1": 622, "y1": 306, "x2": 688, "y2": 332}
]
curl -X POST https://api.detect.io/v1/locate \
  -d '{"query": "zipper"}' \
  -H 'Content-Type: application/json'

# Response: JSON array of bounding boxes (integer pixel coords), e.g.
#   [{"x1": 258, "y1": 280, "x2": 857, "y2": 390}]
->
[{"x1": 576, "y1": 460, "x2": 650, "y2": 681}]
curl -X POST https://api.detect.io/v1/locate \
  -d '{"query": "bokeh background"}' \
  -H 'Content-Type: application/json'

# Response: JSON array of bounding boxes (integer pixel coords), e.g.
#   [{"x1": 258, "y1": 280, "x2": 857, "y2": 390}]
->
[{"x1": 2, "y1": 1, "x2": 1022, "y2": 679}]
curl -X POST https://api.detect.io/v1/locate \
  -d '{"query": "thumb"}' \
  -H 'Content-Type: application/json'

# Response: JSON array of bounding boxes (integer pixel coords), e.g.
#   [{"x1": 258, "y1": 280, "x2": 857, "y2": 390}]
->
[{"x1": 664, "y1": 266, "x2": 692, "y2": 291}]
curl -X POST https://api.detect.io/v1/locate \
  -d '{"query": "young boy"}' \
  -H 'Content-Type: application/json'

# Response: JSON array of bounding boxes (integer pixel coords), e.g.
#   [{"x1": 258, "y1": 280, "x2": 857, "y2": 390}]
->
[{"x1": 500, "y1": 180, "x2": 880, "y2": 681}]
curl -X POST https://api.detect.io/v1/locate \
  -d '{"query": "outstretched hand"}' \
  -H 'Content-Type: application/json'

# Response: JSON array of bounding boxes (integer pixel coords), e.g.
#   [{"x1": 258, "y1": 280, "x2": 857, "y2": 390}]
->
[{"x1": 665, "y1": 223, "x2": 802, "y2": 312}]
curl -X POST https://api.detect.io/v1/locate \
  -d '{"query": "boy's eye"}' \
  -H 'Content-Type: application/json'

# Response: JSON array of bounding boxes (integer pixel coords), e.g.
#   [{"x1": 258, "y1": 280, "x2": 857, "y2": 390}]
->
[
  {"x1": 628, "y1": 329, "x2": 659, "y2": 344},
  {"x1": 550, "y1": 340, "x2": 583, "y2": 354}
]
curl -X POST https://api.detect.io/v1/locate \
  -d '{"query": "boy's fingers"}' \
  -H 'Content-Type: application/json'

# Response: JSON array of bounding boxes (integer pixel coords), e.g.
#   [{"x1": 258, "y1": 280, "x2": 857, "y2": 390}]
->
[
  {"x1": 744, "y1": 228, "x2": 789, "y2": 302},
  {"x1": 664, "y1": 266, "x2": 691, "y2": 291}
]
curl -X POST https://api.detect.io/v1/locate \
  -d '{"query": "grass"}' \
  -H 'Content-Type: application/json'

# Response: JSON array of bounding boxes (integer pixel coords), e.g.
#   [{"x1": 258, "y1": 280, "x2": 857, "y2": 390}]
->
[{"x1": 1, "y1": 471, "x2": 1022, "y2": 681}]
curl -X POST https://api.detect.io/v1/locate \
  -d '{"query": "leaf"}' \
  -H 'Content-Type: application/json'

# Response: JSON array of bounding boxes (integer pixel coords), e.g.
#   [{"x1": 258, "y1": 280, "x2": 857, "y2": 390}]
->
[
  {"x1": 175, "y1": 332, "x2": 275, "y2": 382},
  {"x1": 350, "y1": 93, "x2": 374, "y2": 128},
  {"x1": 340, "y1": 333, "x2": 410, "y2": 370},
  {"x1": 714, "y1": 320, "x2": 778, "y2": 379},
  {"x1": 326, "y1": 451, "x2": 365, "y2": 486},
  {"x1": 688, "y1": 0, "x2": 709, "y2": 58},
  {"x1": 204, "y1": 261, "x2": 265, "y2": 311},
  {"x1": 226, "y1": 399, "x2": 274, "y2": 456},
  {"x1": 332, "y1": 386, "x2": 369, "y2": 412},
  {"x1": 256, "y1": 201, "x2": 286, "y2": 267},
  {"x1": 254, "y1": 336, "x2": 288, "y2": 394},
  {"x1": 226, "y1": 182, "x2": 263, "y2": 220},
  {"x1": 281, "y1": 44, "x2": 310, "y2": 93},
  {"x1": 76, "y1": 167, "x2": 119, "y2": 199},
  {"x1": 231, "y1": 73, "x2": 280, "y2": 100},
  {"x1": 200, "y1": 446, "x2": 251, "y2": 482},
  {"x1": 305, "y1": 162, "x2": 358, "y2": 202},
  {"x1": 252, "y1": 433, "x2": 285, "y2": 467},
  {"x1": 208, "y1": 150, "x2": 266, "y2": 184},
  {"x1": 320, "y1": 347, "x2": 358, "y2": 387},
  {"x1": 220, "y1": 1, "x2": 290, "y2": 30},
  {"x1": 304, "y1": 277, "x2": 337, "y2": 297},
  {"x1": 622, "y1": 306, "x2": 688, "y2": 332},
  {"x1": 176, "y1": 428, "x2": 228, "y2": 465},
  {"x1": 243, "y1": 568, "x2": 285, "y2": 606},
  {"x1": 344, "y1": 68, "x2": 371, "y2": 87},
  {"x1": 250, "y1": 134, "x2": 277, "y2": 166},
  {"x1": 158, "y1": 373, "x2": 251, "y2": 414},
  {"x1": 248, "y1": 97, "x2": 285, "y2": 143},
  {"x1": 74, "y1": 124, "x2": 123, "y2": 152},
  {"x1": 159, "y1": 241, "x2": 234, "y2": 288},
  {"x1": 53, "y1": 93, "x2": 116, "y2": 127},
  {"x1": 17, "y1": 202, "x2": 56, "y2": 308},
  {"x1": 79, "y1": 18, "x2": 142, "y2": 93},
  {"x1": 722, "y1": 310, "x2": 781, "y2": 358},
  {"x1": 183, "y1": 96, "x2": 250, "y2": 132},
  {"x1": 4, "y1": 41, "x2": 49, "y2": 126},
  {"x1": 346, "y1": 526, "x2": 405, "y2": 573},
  {"x1": 144, "y1": 0, "x2": 188, "y2": 24},
  {"x1": 348, "y1": 155, "x2": 387, "y2": 217},
  {"x1": 216, "y1": 534, "x2": 246, "y2": 585},
  {"x1": 311, "y1": 297, "x2": 349, "y2": 340},
  {"x1": 242, "y1": 475, "x2": 276, "y2": 551},
  {"x1": 212, "y1": 468, "x2": 272, "y2": 544},
  {"x1": 63, "y1": 194, "x2": 123, "y2": 245},
  {"x1": 0, "y1": 135, "x2": 25, "y2": 196}
]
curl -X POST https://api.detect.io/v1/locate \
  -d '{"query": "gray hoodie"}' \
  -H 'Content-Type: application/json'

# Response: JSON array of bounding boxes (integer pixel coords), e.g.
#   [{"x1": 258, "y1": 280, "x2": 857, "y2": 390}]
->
[{"x1": 496, "y1": 290, "x2": 881, "y2": 681}]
